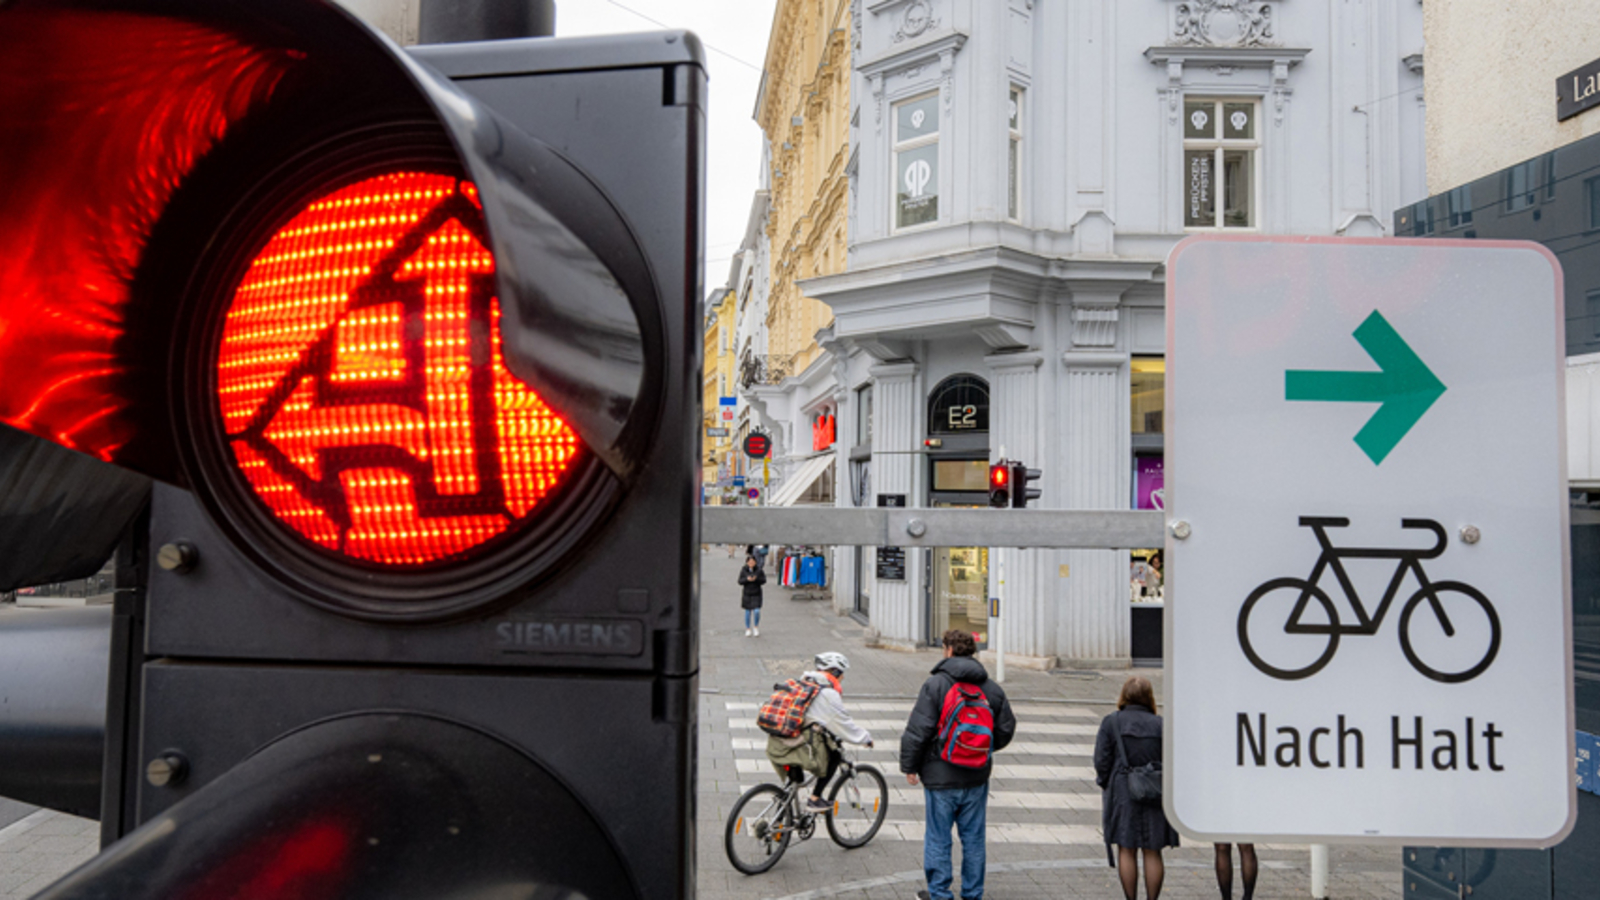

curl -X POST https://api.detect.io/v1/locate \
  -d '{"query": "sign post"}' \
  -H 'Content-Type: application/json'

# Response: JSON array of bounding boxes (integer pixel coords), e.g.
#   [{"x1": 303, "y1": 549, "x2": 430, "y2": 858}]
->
[{"x1": 1166, "y1": 236, "x2": 1574, "y2": 847}]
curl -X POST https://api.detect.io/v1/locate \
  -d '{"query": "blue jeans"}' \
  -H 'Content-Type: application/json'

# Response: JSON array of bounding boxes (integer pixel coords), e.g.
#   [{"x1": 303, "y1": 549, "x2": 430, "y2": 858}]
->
[
  {"x1": 744, "y1": 608, "x2": 761, "y2": 628},
  {"x1": 923, "y1": 782, "x2": 987, "y2": 900}
]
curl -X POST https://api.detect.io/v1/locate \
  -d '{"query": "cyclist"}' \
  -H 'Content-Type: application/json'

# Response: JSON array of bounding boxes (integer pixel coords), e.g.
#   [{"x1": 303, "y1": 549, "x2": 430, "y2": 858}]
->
[{"x1": 766, "y1": 651, "x2": 874, "y2": 812}]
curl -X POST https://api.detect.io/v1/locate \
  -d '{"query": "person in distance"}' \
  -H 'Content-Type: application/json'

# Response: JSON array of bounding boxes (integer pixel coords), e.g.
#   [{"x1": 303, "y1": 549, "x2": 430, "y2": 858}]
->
[{"x1": 1094, "y1": 676, "x2": 1179, "y2": 900}]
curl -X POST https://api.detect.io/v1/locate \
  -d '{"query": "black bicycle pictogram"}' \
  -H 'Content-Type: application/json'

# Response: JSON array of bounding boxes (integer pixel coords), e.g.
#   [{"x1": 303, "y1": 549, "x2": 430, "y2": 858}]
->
[{"x1": 1238, "y1": 517, "x2": 1501, "y2": 684}]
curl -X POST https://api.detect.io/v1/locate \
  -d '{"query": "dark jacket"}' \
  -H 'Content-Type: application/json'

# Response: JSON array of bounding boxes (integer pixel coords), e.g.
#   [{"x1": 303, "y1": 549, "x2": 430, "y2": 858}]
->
[
  {"x1": 738, "y1": 565, "x2": 766, "y2": 609},
  {"x1": 899, "y1": 655, "x2": 1016, "y2": 790},
  {"x1": 1093, "y1": 704, "x2": 1179, "y2": 853}
]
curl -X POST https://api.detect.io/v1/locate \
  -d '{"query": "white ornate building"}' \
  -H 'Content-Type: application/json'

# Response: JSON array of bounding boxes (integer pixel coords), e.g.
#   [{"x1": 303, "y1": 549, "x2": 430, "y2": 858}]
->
[{"x1": 793, "y1": 0, "x2": 1427, "y2": 665}]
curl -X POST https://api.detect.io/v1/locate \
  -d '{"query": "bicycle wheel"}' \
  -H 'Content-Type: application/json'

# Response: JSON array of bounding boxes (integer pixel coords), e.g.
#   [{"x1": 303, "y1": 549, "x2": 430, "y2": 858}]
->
[
  {"x1": 724, "y1": 784, "x2": 794, "y2": 874},
  {"x1": 826, "y1": 763, "x2": 888, "y2": 848},
  {"x1": 1237, "y1": 577, "x2": 1342, "y2": 680},
  {"x1": 1399, "y1": 581, "x2": 1500, "y2": 683}
]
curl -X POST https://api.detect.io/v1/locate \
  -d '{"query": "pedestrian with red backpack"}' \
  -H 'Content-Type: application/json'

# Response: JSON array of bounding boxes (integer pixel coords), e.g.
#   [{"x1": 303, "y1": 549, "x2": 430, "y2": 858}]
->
[{"x1": 899, "y1": 630, "x2": 1016, "y2": 900}]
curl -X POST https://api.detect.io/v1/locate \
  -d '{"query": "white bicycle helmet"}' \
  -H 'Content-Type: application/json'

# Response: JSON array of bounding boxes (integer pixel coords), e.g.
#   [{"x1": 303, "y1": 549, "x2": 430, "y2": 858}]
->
[{"x1": 814, "y1": 651, "x2": 850, "y2": 673}]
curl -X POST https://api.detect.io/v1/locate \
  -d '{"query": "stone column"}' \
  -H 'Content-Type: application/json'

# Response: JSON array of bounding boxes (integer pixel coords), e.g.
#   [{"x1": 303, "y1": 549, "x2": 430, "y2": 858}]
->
[
  {"x1": 868, "y1": 361, "x2": 922, "y2": 648},
  {"x1": 984, "y1": 351, "x2": 1053, "y2": 668},
  {"x1": 1059, "y1": 287, "x2": 1131, "y2": 666}
]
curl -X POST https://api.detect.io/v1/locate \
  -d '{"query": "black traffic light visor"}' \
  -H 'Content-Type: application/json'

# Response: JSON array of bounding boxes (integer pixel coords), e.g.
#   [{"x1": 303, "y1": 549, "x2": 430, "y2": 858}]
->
[{"x1": 0, "y1": 0, "x2": 663, "y2": 483}]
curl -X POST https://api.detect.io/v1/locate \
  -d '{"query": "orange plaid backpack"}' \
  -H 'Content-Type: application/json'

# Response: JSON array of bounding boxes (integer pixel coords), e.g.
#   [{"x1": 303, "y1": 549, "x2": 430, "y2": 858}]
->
[{"x1": 756, "y1": 678, "x2": 823, "y2": 738}]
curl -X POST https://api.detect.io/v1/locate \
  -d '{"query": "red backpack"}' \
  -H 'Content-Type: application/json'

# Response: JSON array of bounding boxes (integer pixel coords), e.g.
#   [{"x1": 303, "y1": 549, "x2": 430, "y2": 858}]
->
[
  {"x1": 757, "y1": 678, "x2": 822, "y2": 738},
  {"x1": 935, "y1": 682, "x2": 995, "y2": 768}
]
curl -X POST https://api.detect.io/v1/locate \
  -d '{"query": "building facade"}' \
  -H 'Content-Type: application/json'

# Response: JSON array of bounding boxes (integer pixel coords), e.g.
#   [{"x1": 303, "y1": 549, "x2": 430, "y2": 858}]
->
[
  {"x1": 799, "y1": 0, "x2": 1426, "y2": 664},
  {"x1": 701, "y1": 286, "x2": 737, "y2": 504},
  {"x1": 1396, "y1": 2, "x2": 1600, "y2": 886},
  {"x1": 742, "y1": 0, "x2": 855, "y2": 509}
]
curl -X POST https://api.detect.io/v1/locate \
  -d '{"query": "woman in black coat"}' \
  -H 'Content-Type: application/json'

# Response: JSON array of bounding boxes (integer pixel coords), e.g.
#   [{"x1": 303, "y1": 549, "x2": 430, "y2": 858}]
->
[
  {"x1": 738, "y1": 555, "x2": 766, "y2": 637},
  {"x1": 1094, "y1": 676, "x2": 1180, "y2": 900}
]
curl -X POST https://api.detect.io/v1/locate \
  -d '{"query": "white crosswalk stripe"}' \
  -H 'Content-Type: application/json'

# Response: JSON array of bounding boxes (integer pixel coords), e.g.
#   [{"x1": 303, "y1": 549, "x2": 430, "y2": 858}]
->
[
  {"x1": 724, "y1": 700, "x2": 1100, "y2": 719},
  {"x1": 732, "y1": 786, "x2": 1107, "y2": 811},
  {"x1": 730, "y1": 737, "x2": 1094, "y2": 757},
  {"x1": 727, "y1": 718, "x2": 1099, "y2": 735},
  {"x1": 732, "y1": 757, "x2": 1096, "y2": 780}
]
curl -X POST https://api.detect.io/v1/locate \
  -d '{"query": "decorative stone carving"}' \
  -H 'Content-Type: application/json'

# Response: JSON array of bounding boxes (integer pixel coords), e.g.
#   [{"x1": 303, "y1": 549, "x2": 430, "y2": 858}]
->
[
  {"x1": 894, "y1": 0, "x2": 939, "y2": 43},
  {"x1": 1071, "y1": 306, "x2": 1119, "y2": 349},
  {"x1": 1173, "y1": 0, "x2": 1275, "y2": 48},
  {"x1": 1163, "y1": 60, "x2": 1183, "y2": 125},
  {"x1": 851, "y1": 0, "x2": 862, "y2": 55},
  {"x1": 1271, "y1": 59, "x2": 1292, "y2": 127},
  {"x1": 940, "y1": 46, "x2": 956, "y2": 113}
]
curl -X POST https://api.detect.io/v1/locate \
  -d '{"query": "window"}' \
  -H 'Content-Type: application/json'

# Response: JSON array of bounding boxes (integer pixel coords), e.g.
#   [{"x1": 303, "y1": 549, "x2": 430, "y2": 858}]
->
[
  {"x1": 1587, "y1": 289, "x2": 1600, "y2": 342},
  {"x1": 893, "y1": 93, "x2": 939, "y2": 229},
  {"x1": 927, "y1": 375, "x2": 990, "y2": 434},
  {"x1": 1588, "y1": 176, "x2": 1600, "y2": 230},
  {"x1": 933, "y1": 460, "x2": 990, "y2": 492},
  {"x1": 1507, "y1": 162, "x2": 1535, "y2": 212},
  {"x1": 1131, "y1": 358, "x2": 1165, "y2": 435},
  {"x1": 1183, "y1": 99, "x2": 1259, "y2": 229},
  {"x1": 856, "y1": 385, "x2": 873, "y2": 447},
  {"x1": 1008, "y1": 86, "x2": 1023, "y2": 221},
  {"x1": 1448, "y1": 186, "x2": 1472, "y2": 228}
]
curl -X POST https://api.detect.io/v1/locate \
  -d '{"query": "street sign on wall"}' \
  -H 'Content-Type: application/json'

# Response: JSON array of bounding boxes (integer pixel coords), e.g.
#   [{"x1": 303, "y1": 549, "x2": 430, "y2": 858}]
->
[{"x1": 1166, "y1": 236, "x2": 1574, "y2": 847}]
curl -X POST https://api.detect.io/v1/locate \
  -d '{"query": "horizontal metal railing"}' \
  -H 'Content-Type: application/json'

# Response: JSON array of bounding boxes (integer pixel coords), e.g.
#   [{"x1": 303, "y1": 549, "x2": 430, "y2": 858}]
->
[{"x1": 700, "y1": 507, "x2": 1165, "y2": 549}]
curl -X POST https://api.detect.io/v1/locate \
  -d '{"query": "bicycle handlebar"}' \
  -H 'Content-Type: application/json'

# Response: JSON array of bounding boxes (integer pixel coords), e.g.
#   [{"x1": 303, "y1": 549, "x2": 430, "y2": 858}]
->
[
  {"x1": 1399, "y1": 518, "x2": 1448, "y2": 558},
  {"x1": 1296, "y1": 516, "x2": 1448, "y2": 559}
]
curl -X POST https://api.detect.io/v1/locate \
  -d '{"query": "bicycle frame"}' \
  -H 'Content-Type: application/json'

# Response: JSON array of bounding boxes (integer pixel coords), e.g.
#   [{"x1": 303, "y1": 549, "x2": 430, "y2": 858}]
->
[{"x1": 1285, "y1": 517, "x2": 1449, "y2": 636}]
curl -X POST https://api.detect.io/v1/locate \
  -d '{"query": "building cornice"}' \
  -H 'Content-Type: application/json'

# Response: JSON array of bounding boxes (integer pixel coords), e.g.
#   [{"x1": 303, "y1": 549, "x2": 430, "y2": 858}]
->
[
  {"x1": 856, "y1": 29, "x2": 967, "y2": 79},
  {"x1": 1143, "y1": 45, "x2": 1309, "y2": 69}
]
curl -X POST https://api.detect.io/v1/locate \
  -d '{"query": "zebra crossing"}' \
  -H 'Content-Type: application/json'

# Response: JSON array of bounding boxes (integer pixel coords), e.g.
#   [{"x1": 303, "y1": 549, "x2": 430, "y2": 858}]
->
[{"x1": 717, "y1": 697, "x2": 1113, "y2": 848}]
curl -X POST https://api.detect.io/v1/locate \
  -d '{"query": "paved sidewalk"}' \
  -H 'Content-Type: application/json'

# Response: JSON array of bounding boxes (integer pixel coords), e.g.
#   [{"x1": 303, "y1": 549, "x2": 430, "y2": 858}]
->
[
  {"x1": 0, "y1": 811, "x2": 97, "y2": 898},
  {"x1": 696, "y1": 549, "x2": 1403, "y2": 900}
]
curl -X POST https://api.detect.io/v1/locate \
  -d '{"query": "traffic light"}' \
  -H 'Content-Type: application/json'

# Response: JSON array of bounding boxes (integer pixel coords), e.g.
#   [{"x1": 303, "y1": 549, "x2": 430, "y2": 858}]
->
[
  {"x1": 989, "y1": 461, "x2": 1011, "y2": 508},
  {"x1": 1012, "y1": 463, "x2": 1042, "y2": 509},
  {"x1": 0, "y1": 3, "x2": 702, "y2": 897}
]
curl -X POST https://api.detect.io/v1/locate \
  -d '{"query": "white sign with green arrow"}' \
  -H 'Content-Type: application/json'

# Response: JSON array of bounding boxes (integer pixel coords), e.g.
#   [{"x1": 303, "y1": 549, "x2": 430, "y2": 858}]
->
[{"x1": 1164, "y1": 235, "x2": 1575, "y2": 848}]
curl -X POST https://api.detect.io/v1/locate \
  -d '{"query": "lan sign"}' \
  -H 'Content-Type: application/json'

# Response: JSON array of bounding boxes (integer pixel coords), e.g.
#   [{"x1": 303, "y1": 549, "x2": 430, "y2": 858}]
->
[{"x1": 1166, "y1": 236, "x2": 1575, "y2": 847}]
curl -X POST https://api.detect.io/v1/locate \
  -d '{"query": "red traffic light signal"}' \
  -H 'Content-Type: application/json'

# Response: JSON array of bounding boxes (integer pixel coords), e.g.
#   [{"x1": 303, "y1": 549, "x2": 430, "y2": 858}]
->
[
  {"x1": 989, "y1": 461, "x2": 1011, "y2": 508},
  {"x1": 0, "y1": 3, "x2": 703, "y2": 896},
  {"x1": 215, "y1": 171, "x2": 584, "y2": 568}
]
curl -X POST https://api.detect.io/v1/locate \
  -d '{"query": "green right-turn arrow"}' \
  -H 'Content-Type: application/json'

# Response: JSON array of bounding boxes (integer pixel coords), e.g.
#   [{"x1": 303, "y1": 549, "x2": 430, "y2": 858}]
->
[{"x1": 1284, "y1": 310, "x2": 1446, "y2": 465}]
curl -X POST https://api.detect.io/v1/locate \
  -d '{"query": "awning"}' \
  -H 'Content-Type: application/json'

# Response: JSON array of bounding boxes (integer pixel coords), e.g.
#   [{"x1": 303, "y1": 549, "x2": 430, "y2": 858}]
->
[{"x1": 768, "y1": 454, "x2": 834, "y2": 507}]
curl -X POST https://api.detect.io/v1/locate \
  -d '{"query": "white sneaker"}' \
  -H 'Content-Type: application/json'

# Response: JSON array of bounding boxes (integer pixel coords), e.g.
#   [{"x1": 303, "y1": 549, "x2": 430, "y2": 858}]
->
[
  {"x1": 744, "y1": 628, "x2": 752, "y2": 637},
  {"x1": 753, "y1": 627, "x2": 760, "y2": 637}
]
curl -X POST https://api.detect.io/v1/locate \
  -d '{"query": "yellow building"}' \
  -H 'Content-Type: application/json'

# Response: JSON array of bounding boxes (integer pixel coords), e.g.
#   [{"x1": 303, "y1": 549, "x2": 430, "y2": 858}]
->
[
  {"x1": 756, "y1": 0, "x2": 852, "y2": 381},
  {"x1": 701, "y1": 287, "x2": 737, "y2": 502}
]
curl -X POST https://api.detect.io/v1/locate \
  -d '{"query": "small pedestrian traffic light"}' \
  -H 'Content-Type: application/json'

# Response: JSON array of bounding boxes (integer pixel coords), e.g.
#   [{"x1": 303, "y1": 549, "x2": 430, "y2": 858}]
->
[
  {"x1": 1012, "y1": 463, "x2": 1043, "y2": 509},
  {"x1": 989, "y1": 462, "x2": 1011, "y2": 508}
]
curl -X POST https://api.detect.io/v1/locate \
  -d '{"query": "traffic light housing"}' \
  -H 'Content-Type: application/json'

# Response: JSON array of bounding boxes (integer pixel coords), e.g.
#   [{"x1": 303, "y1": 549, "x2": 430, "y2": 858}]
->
[
  {"x1": 989, "y1": 461, "x2": 1011, "y2": 508},
  {"x1": 1012, "y1": 463, "x2": 1042, "y2": 508},
  {"x1": 0, "y1": 3, "x2": 702, "y2": 897}
]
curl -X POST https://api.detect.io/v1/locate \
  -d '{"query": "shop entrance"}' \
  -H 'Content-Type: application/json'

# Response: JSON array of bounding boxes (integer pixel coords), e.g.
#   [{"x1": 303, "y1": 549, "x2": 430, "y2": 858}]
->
[{"x1": 929, "y1": 501, "x2": 989, "y2": 650}]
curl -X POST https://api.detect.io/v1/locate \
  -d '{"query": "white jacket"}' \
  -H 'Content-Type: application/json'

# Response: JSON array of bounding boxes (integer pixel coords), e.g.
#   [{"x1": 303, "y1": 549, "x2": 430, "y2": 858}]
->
[{"x1": 793, "y1": 670, "x2": 872, "y2": 746}]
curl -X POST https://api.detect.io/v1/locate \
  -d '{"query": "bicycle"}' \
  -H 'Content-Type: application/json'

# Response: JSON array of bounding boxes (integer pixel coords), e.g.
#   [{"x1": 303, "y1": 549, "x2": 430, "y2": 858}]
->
[
  {"x1": 1237, "y1": 517, "x2": 1501, "y2": 684},
  {"x1": 723, "y1": 743, "x2": 889, "y2": 874}
]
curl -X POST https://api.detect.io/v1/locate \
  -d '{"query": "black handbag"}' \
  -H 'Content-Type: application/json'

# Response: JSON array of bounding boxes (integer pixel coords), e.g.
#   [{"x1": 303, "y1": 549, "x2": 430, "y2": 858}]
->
[{"x1": 1113, "y1": 711, "x2": 1162, "y2": 804}]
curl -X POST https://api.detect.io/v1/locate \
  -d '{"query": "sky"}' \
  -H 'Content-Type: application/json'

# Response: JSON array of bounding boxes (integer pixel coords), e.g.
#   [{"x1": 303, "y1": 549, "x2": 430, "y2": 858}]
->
[{"x1": 555, "y1": 0, "x2": 780, "y2": 292}]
